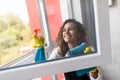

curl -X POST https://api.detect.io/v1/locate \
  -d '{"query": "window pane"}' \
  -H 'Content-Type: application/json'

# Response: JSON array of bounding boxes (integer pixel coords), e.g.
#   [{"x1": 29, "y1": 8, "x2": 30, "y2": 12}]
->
[
  {"x1": 0, "y1": 0, "x2": 33, "y2": 67},
  {"x1": 0, "y1": 0, "x2": 97, "y2": 68}
]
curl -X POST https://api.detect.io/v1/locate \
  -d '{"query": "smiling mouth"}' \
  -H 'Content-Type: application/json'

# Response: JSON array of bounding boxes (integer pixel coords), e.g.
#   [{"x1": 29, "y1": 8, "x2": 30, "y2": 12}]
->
[{"x1": 64, "y1": 35, "x2": 72, "y2": 39}]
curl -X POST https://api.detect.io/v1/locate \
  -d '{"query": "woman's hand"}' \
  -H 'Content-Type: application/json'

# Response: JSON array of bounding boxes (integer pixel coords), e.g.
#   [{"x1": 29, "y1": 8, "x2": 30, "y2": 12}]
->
[{"x1": 89, "y1": 68, "x2": 99, "y2": 79}]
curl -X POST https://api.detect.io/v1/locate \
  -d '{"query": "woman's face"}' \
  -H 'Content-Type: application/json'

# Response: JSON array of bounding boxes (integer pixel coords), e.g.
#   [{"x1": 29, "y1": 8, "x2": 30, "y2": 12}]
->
[{"x1": 62, "y1": 22, "x2": 79, "y2": 44}]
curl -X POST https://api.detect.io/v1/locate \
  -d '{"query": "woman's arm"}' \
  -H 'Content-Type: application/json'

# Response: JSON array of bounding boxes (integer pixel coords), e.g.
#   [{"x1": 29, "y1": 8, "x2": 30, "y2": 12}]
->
[{"x1": 47, "y1": 47, "x2": 61, "y2": 60}]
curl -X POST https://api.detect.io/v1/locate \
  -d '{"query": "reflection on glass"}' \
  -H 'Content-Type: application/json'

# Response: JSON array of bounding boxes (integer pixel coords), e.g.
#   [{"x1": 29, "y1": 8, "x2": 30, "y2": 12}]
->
[
  {"x1": 0, "y1": 0, "x2": 33, "y2": 67},
  {"x1": 0, "y1": 0, "x2": 97, "y2": 69},
  {"x1": 48, "y1": 19, "x2": 96, "y2": 61},
  {"x1": 43, "y1": 0, "x2": 97, "y2": 60}
]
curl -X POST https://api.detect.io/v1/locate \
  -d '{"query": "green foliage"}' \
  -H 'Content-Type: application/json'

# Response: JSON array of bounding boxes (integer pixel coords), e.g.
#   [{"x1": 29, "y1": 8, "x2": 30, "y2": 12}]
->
[
  {"x1": 5, "y1": 28, "x2": 23, "y2": 40},
  {"x1": 0, "y1": 14, "x2": 31, "y2": 65},
  {"x1": 0, "y1": 13, "x2": 26, "y2": 32},
  {"x1": 0, "y1": 33, "x2": 17, "y2": 51},
  {"x1": 0, "y1": 16, "x2": 7, "y2": 32}
]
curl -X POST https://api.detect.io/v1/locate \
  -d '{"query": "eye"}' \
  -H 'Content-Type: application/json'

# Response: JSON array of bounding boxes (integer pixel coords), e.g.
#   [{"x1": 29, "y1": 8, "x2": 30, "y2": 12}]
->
[
  {"x1": 63, "y1": 28, "x2": 66, "y2": 32},
  {"x1": 69, "y1": 27, "x2": 76, "y2": 30}
]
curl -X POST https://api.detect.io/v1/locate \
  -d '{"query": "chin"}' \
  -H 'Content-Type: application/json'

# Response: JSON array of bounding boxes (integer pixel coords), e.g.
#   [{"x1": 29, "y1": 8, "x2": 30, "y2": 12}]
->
[
  {"x1": 64, "y1": 40, "x2": 71, "y2": 43},
  {"x1": 64, "y1": 38, "x2": 72, "y2": 43}
]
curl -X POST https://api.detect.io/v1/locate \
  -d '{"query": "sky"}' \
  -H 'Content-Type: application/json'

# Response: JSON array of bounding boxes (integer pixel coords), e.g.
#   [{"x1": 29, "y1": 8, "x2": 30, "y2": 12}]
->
[{"x1": 0, "y1": 0, "x2": 29, "y2": 23}]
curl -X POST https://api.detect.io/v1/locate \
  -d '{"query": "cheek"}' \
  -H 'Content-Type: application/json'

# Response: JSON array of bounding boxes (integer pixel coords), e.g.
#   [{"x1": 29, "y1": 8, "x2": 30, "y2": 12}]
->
[
  {"x1": 73, "y1": 32, "x2": 80, "y2": 40},
  {"x1": 62, "y1": 32, "x2": 64, "y2": 37},
  {"x1": 72, "y1": 31, "x2": 78, "y2": 37}
]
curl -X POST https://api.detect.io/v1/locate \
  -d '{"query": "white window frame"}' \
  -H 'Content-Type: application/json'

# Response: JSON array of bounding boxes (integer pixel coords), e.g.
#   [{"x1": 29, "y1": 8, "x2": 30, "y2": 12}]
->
[{"x1": 0, "y1": 0, "x2": 111, "y2": 80}]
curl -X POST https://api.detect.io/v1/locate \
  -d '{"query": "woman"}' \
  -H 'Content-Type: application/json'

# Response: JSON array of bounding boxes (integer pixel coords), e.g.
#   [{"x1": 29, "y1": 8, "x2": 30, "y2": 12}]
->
[{"x1": 48, "y1": 19, "x2": 103, "y2": 80}]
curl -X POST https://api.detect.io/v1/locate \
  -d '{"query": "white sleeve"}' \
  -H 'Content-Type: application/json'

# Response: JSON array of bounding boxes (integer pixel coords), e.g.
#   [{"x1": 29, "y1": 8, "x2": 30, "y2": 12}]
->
[
  {"x1": 89, "y1": 67, "x2": 103, "y2": 80},
  {"x1": 47, "y1": 47, "x2": 60, "y2": 60}
]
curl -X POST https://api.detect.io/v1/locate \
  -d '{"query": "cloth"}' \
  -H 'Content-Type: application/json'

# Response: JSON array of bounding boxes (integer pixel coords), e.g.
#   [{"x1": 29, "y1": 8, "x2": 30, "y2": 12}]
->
[{"x1": 34, "y1": 46, "x2": 46, "y2": 62}]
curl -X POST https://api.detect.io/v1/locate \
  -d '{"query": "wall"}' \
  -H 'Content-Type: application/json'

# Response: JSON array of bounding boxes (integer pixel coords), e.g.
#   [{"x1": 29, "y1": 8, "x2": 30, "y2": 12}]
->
[{"x1": 100, "y1": 0, "x2": 120, "y2": 80}]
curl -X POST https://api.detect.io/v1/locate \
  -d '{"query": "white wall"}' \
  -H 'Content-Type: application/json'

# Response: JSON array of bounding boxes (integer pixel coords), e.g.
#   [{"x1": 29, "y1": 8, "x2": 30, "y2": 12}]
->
[{"x1": 100, "y1": 0, "x2": 120, "y2": 80}]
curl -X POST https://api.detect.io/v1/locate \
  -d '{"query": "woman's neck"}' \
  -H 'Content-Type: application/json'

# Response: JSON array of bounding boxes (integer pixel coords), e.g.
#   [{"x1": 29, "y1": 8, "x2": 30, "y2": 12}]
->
[{"x1": 68, "y1": 42, "x2": 79, "y2": 49}]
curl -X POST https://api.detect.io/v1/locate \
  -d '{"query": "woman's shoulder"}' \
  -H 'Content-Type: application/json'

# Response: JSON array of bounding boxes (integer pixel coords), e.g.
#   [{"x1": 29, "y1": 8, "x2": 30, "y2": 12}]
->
[
  {"x1": 48, "y1": 46, "x2": 62, "y2": 60},
  {"x1": 51, "y1": 46, "x2": 61, "y2": 53}
]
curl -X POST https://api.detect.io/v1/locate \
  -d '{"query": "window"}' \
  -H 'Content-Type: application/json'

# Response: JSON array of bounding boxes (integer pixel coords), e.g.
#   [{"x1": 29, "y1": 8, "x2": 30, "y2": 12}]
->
[
  {"x1": 0, "y1": 0, "x2": 111, "y2": 80},
  {"x1": 0, "y1": 0, "x2": 33, "y2": 67}
]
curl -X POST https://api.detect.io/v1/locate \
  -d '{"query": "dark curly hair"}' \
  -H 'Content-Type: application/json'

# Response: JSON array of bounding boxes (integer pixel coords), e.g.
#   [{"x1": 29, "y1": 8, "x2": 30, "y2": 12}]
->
[{"x1": 56, "y1": 19, "x2": 88, "y2": 56}]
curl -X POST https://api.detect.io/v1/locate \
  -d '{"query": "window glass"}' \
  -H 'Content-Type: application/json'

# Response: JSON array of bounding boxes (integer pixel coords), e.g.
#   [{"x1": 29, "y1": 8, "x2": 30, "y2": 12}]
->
[
  {"x1": 0, "y1": 0, "x2": 33, "y2": 67},
  {"x1": 0, "y1": 0, "x2": 111, "y2": 80},
  {"x1": 0, "y1": 0, "x2": 97, "y2": 68},
  {"x1": 43, "y1": 0, "x2": 97, "y2": 58}
]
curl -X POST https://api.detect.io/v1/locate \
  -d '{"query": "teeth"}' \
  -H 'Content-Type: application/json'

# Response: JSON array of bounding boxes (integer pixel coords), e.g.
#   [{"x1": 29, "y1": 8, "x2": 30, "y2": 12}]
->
[{"x1": 66, "y1": 36, "x2": 70, "y2": 38}]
